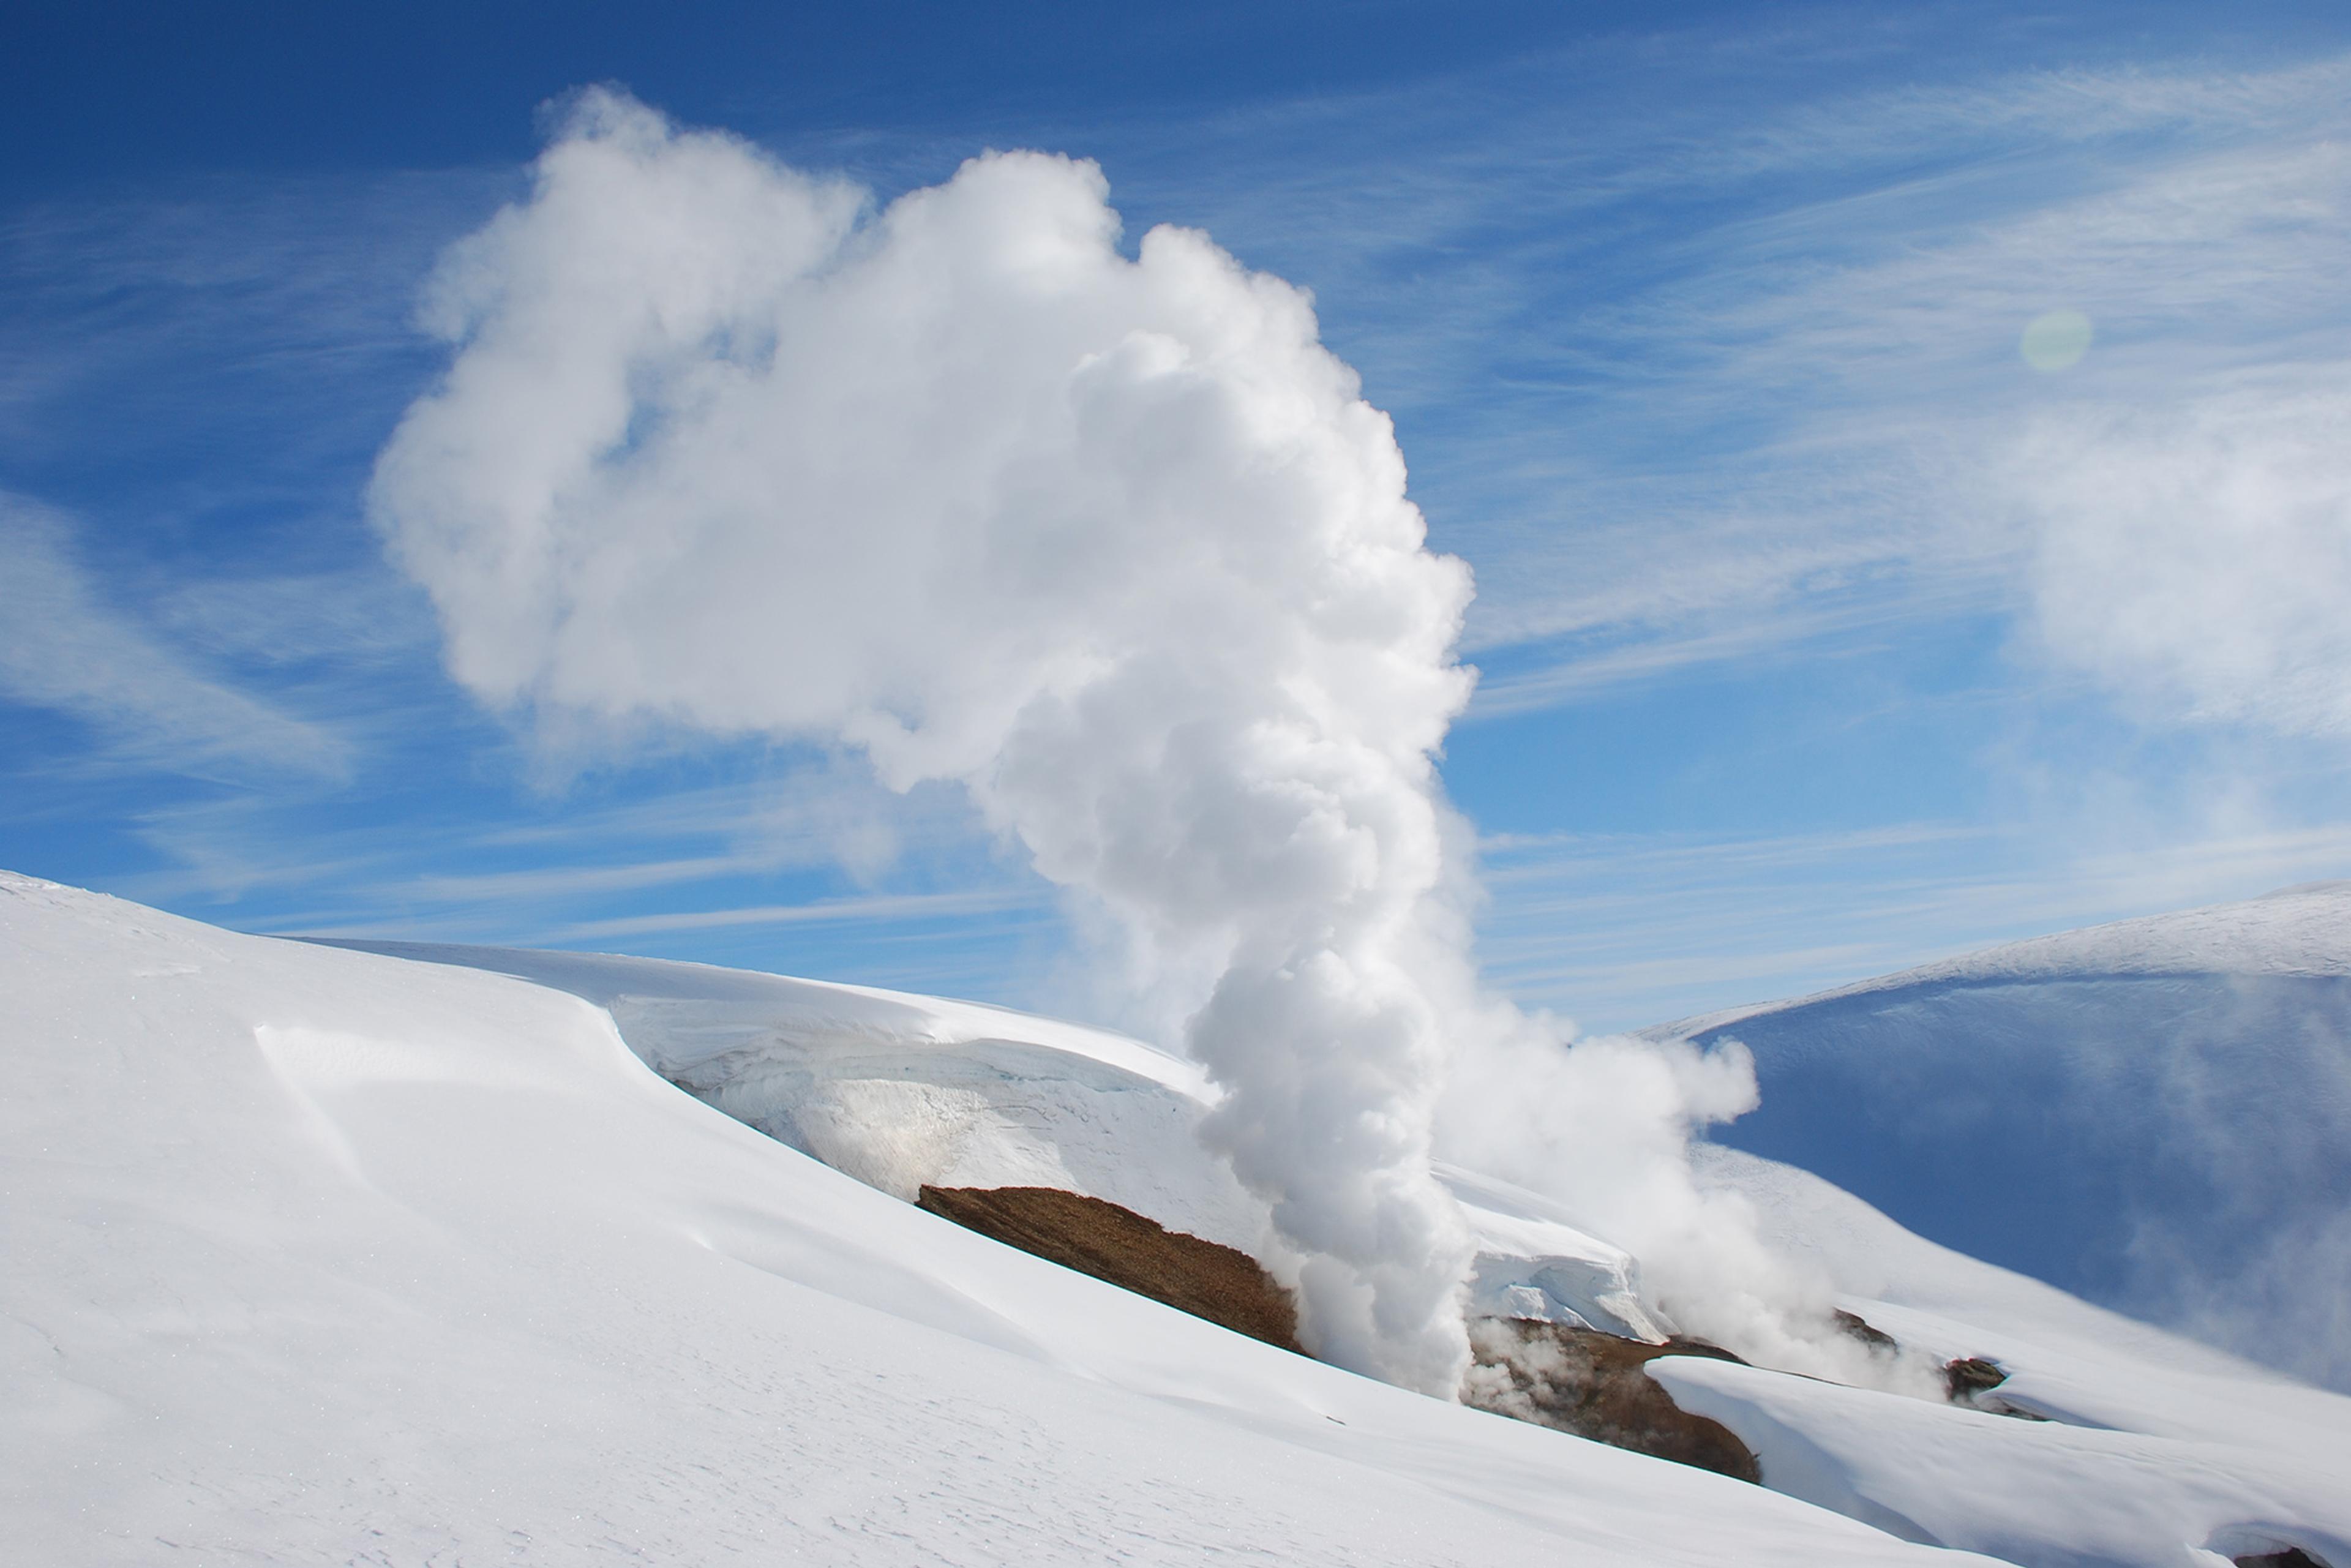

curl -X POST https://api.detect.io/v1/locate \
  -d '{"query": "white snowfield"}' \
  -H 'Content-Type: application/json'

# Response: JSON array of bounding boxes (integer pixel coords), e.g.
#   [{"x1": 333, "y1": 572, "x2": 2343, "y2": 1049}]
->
[
  {"x1": 0, "y1": 872, "x2": 1963, "y2": 1566},
  {"x1": 6, "y1": 870, "x2": 2348, "y2": 1567},
  {"x1": 1674, "y1": 1146, "x2": 2351, "y2": 1568}
]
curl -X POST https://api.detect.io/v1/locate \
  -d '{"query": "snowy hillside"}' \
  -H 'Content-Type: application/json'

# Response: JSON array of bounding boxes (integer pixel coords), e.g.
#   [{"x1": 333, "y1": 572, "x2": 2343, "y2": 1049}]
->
[
  {"x1": 1649, "y1": 883, "x2": 2351, "y2": 1390},
  {"x1": 7, "y1": 869, "x2": 2350, "y2": 1567}
]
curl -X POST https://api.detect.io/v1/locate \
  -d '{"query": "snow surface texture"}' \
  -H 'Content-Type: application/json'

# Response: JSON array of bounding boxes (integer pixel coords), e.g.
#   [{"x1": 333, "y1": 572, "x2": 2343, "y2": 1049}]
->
[
  {"x1": 1650, "y1": 883, "x2": 2351, "y2": 1390},
  {"x1": 6, "y1": 871, "x2": 1966, "y2": 1566},
  {"x1": 1670, "y1": 1145, "x2": 2351, "y2": 1568}
]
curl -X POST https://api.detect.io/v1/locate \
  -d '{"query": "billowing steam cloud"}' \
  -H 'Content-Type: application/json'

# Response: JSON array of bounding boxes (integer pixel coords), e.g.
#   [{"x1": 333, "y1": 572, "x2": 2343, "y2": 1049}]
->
[
  {"x1": 375, "y1": 89, "x2": 1477, "y2": 1391},
  {"x1": 374, "y1": 89, "x2": 1868, "y2": 1400}
]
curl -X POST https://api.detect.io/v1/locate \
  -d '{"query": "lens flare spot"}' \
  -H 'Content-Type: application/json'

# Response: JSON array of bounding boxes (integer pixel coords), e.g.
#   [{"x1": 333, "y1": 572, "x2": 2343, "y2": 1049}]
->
[{"x1": 2020, "y1": 310, "x2": 2094, "y2": 372}]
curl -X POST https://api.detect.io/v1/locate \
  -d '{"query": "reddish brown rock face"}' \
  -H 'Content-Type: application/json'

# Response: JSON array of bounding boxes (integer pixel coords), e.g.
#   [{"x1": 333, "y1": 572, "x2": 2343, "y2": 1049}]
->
[
  {"x1": 917, "y1": 1185, "x2": 1764, "y2": 1484},
  {"x1": 1462, "y1": 1319, "x2": 1763, "y2": 1484},
  {"x1": 915, "y1": 1185, "x2": 1304, "y2": 1354}
]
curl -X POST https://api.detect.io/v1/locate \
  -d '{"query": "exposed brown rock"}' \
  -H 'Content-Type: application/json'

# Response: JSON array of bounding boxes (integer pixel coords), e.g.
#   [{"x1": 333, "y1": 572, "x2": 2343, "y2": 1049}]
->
[
  {"x1": 916, "y1": 1184, "x2": 1303, "y2": 1353},
  {"x1": 1834, "y1": 1307, "x2": 1900, "y2": 1354},
  {"x1": 920, "y1": 1185, "x2": 1788, "y2": 1485},
  {"x1": 1940, "y1": 1354, "x2": 2054, "y2": 1420},
  {"x1": 1463, "y1": 1318, "x2": 1763, "y2": 1484},
  {"x1": 2235, "y1": 1550, "x2": 2329, "y2": 1568},
  {"x1": 1944, "y1": 1356, "x2": 2009, "y2": 1401},
  {"x1": 1826, "y1": 1316, "x2": 2041, "y2": 1422}
]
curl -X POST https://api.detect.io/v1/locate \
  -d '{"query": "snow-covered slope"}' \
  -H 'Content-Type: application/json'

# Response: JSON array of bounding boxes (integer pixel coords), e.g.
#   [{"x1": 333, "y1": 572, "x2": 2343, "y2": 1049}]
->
[
  {"x1": 1668, "y1": 1146, "x2": 2351, "y2": 1568},
  {"x1": 1649, "y1": 883, "x2": 2351, "y2": 1391},
  {"x1": 10, "y1": 870, "x2": 2350, "y2": 1567},
  {"x1": 1, "y1": 872, "x2": 1974, "y2": 1566}
]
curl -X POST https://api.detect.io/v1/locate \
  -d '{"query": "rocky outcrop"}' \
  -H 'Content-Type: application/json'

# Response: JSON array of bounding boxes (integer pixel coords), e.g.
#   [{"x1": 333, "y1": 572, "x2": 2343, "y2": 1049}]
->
[
  {"x1": 918, "y1": 1185, "x2": 1755, "y2": 1484},
  {"x1": 1944, "y1": 1356, "x2": 2008, "y2": 1401},
  {"x1": 1462, "y1": 1318, "x2": 1763, "y2": 1483},
  {"x1": 1834, "y1": 1307, "x2": 1900, "y2": 1354},
  {"x1": 916, "y1": 1184, "x2": 1304, "y2": 1352}
]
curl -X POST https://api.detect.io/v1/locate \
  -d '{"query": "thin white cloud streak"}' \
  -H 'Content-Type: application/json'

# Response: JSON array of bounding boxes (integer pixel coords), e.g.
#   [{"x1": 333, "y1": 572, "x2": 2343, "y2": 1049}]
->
[
  {"x1": 397, "y1": 854, "x2": 787, "y2": 906},
  {"x1": 0, "y1": 496, "x2": 350, "y2": 782},
  {"x1": 0, "y1": 168, "x2": 504, "y2": 458},
  {"x1": 1481, "y1": 820, "x2": 1993, "y2": 876},
  {"x1": 408, "y1": 772, "x2": 967, "y2": 899},
  {"x1": 0, "y1": 170, "x2": 512, "y2": 815},
  {"x1": 1464, "y1": 583, "x2": 1975, "y2": 717},
  {"x1": 263, "y1": 890, "x2": 1067, "y2": 1005},
  {"x1": 540, "y1": 887, "x2": 1044, "y2": 942},
  {"x1": 154, "y1": 568, "x2": 433, "y2": 669},
  {"x1": 1671, "y1": 55, "x2": 2351, "y2": 181},
  {"x1": 121, "y1": 756, "x2": 995, "y2": 924}
]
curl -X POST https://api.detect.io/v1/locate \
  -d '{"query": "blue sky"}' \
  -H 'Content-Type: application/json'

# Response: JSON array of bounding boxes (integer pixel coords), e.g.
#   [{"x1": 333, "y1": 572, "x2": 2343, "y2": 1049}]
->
[{"x1": 5, "y1": 1, "x2": 2348, "y2": 1033}]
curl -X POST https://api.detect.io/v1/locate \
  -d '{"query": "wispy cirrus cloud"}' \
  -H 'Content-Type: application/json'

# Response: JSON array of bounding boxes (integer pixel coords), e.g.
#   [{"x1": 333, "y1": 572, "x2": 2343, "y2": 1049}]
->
[
  {"x1": 0, "y1": 168, "x2": 502, "y2": 466},
  {"x1": 538, "y1": 885, "x2": 1046, "y2": 943},
  {"x1": 0, "y1": 495, "x2": 351, "y2": 781},
  {"x1": 1112, "y1": 45, "x2": 2351, "y2": 731},
  {"x1": 124, "y1": 759, "x2": 995, "y2": 915},
  {"x1": 7, "y1": 18, "x2": 2345, "y2": 1040},
  {"x1": 1490, "y1": 75, "x2": 2350, "y2": 703}
]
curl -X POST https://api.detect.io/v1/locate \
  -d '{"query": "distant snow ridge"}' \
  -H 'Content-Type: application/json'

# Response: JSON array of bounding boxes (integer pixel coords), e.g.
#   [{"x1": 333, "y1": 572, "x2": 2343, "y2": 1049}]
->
[{"x1": 1652, "y1": 883, "x2": 2351, "y2": 1391}]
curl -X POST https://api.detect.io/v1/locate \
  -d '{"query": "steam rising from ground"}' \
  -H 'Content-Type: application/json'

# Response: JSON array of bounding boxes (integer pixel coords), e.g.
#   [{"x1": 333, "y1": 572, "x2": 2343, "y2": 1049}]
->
[
  {"x1": 1442, "y1": 1018, "x2": 1946, "y2": 1395},
  {"x1": 374, "y1": 89, "x2": 1820, "y2": 1394}
]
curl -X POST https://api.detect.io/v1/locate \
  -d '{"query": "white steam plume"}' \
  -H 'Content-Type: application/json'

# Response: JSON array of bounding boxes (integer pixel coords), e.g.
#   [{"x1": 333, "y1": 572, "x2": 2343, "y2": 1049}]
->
[
  {"x1": 1439, "y1": 1012, "x2": 1946, "y2": 1396},
  {"x1": 372, "y1": 89, "x2": 1872, "y2": 1399},
  {"x1": 373, "y1": 89, "x2": 1478, "y2": 1392}
]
